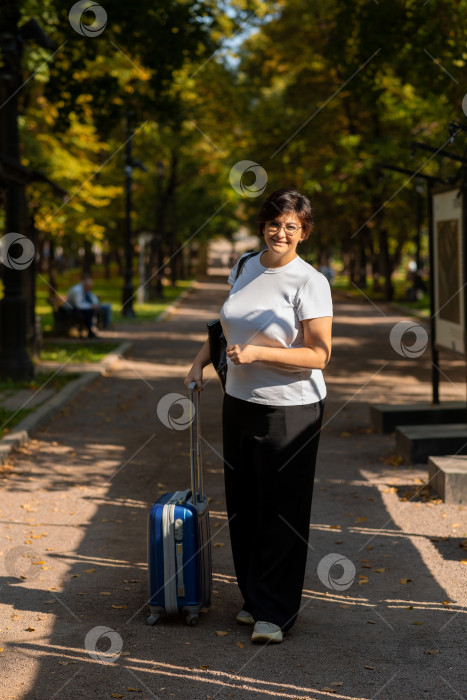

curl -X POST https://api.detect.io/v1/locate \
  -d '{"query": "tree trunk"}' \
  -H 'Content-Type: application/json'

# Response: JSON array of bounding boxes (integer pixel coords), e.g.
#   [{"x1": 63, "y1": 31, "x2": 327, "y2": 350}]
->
[
  {"x1": 82, "y1": 240, "x2": 93, "y2": 275},
  {"x1": 198, "y1": 240, "x2": 209, "y2": 276},
  {"x1": 379, "y1": 226, "x2": 393, "y2": 301},
  {"x1": 357, "y1": 237, "x2": 367, "y2": 287},
  {"x1": 104, "y1": 250, "x2": 111, "y2": 279},
  {"x1": 48, "y1": 239, "x2": 58, "y2": 304},
  {"x1": 114, "y1": 247, "x2": 124, "y2": 277}
]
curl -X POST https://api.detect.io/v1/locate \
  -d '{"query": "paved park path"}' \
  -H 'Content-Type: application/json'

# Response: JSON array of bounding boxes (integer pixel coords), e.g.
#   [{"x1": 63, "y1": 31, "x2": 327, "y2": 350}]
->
[{"x1": 0, "y1": 273, "x2": 466, "y2": 700}]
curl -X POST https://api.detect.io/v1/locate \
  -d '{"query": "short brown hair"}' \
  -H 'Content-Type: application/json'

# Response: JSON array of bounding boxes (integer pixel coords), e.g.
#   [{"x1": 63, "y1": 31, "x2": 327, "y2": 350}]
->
[{"x1": 257, "y1": 188, "x2": 313, "y2": 240}]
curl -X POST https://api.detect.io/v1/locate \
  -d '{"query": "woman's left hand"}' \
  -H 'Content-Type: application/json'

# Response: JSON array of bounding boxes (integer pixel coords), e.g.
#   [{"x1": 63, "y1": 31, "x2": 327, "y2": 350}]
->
[{"x1": 226, "y1": 344, "x2": 258, "y2": 365}]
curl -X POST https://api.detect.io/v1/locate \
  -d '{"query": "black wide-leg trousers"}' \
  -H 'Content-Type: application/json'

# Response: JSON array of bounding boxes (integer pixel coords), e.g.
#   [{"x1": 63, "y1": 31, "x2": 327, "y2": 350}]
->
[{"x1": 222, "y1": 392, "x2": 325, "y2": 632}]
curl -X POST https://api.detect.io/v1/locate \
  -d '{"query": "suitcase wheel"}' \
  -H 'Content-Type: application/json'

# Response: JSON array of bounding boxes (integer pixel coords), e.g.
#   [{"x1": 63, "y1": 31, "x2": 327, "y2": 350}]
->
[
  {"x1": 146, "y1": 613, "x2": 161, "y2": 626},
  {"x1": 185, "y1": 613, "x2": 199, "y2": 626}
]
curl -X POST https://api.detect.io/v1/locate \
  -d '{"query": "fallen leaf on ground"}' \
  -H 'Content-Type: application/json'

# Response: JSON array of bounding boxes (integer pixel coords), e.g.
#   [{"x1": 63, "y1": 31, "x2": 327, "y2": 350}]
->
[
  {"x1": 355, "y1": 517, "x2": 368, "y2": 523},
  {"x1": 321, "y1": 688, "x2": 337, "y2": 693},
  {"x1": 405, "y1": 606, "x2": 413, "y2": 610},
  {"x1": 214, "y1": 543, "x2": 224, "y2": 547},
  {"x1": 331, "y1": 682, "x2": 344, "y2": 686},
  {"x1": 373, "y1": 568, "x2": 385, "y2": 573},
  {"x1": 32, "y1": 561, "x2": 45, "y2": 565},
  {"x1": 364, "y1": 665, "x2": 374, "y2": 670},
  {"x1": 368, "y1": 620, "x2": 376, "y2": 624},
  {"x1": 215, "y1": 631, "x2": 228, "y2": 636},
  {"x1": 27, "y1": 626, "x2": 35, "y2": 632},
  {"x1": 110, "y1": 695, "x2": 124, "y2": 699},
  {"x1": 237, "y1": 642, "x2": 244, "y2": 648},
  {"x1": 127, "y1": 689, "x2": 141, "y2": 693},
  {"x1": 399, "y1": 578, "x2": 414, "y2": 584},
  {"x1": 200, "y1": 665, "x2": 209, "y2": 670},
  {"x1": 83, "y1": 568, "x2": 95, "y2": 574},
  {"x1": 424, "y1": 649, "x2": 440, "y2": 654},
  {"x1": 112, "y1": 605, "x2": 128, "y2": 609},
  {"x1": 461, "y1": 560, "x2": 467, "y2": 565},
  {"x1": 99, "y1": 592, "x2": 112, "y2": 596},
  {"x1": 412, "y1": 621, "x2": 423, "y2": 625}
]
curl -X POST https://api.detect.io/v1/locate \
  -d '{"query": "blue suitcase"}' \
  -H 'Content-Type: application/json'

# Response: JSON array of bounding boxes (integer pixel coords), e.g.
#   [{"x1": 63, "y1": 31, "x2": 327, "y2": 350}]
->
[{"x1": 147, "y1": 382, "x2": 212, "y2": 626}]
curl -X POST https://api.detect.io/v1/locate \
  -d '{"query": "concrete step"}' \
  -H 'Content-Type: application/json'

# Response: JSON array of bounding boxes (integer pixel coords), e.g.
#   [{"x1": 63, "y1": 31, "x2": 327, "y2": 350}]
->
[
  {"x1": 370, "y1": 402, "x2": 467, "y2": 434},
  {"x1": 428, "y1": 455, "x2": 467, "y2": 504},
  {"x1": 395, "y1": 423, "x2": 467, "y2": 464}
]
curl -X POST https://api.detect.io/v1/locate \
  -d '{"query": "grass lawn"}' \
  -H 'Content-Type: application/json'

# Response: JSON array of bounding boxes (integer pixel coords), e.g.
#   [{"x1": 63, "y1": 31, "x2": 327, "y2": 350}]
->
[
  {"x1": 0, "y1": 407, "x2": 33, "y2": 438},
  {"x1": 39, "y1": 342, "x2": 120, "y2": 363},
  {"x1": 0, "y1": 372, "x2": 81, "y2": 439},
  {"x1": 0, "y1": 372, "x2": 81, "y2": 393},
  {"x1": 332, "y1": 273, "x2": 430, "y2": 316},
  {"x1": 35, "y1": 264, "x2": 194, "y2": 333}
]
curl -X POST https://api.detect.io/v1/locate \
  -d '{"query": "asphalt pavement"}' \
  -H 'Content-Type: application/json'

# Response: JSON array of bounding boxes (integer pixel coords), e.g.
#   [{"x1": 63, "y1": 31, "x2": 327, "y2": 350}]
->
[{"x1": 0, "y1": 273, "x2": 466, "y2": 700}]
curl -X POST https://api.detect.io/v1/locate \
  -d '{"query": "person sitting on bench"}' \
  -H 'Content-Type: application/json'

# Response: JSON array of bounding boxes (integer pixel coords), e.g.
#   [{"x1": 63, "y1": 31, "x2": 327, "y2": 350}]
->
[{"x1": 65, "y1": 274, "x2": 112, "y2": 338}]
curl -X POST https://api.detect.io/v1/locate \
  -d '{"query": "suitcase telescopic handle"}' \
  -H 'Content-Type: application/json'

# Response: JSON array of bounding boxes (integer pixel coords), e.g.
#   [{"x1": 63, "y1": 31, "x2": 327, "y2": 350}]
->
[{"x1": 188, "y1": 382, "x2": 203, "y2": 505}]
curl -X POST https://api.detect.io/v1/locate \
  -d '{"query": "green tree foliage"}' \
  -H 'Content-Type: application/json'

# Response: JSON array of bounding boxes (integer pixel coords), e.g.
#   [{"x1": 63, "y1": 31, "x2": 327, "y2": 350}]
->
[{"x1": 4, "y1": 0, "x2": 467, "y2": 302}]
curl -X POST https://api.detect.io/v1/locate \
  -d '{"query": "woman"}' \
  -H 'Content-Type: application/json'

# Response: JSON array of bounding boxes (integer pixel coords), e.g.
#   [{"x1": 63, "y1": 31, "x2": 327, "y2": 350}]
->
[{"x1": 184, "y1": 188, "x2": 333, "y2": 644}]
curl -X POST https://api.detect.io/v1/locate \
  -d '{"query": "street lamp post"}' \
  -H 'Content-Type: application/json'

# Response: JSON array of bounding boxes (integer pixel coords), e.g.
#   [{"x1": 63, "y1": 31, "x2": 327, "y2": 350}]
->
[
  {"x1": 121, "y1": 114, "x2": 146, "y2": 317},
  {"x1": 121, "y1": 116, "x2": 136, "y2": 317},
  {"x1": 153, "y1": 160, "x2": 166, "y2": 298}
]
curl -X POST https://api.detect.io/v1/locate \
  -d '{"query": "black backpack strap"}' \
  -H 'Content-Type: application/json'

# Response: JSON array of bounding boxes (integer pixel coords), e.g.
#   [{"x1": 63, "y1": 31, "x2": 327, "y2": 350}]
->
[{"x1": 235, "y1": 251, "x2": 260, "y2": 281}]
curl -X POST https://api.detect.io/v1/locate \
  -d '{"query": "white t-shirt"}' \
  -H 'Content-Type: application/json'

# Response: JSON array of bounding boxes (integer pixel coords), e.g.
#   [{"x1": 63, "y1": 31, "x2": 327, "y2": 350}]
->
[{"x1": 220, "y1": 250, "x2": 333, "y2": 406}]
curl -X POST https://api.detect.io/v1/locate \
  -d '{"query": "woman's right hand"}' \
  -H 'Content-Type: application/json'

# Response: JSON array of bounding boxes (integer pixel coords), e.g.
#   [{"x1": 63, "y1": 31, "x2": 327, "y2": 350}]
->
[{"x1": 184, "y1": 363, "x2": 204, "y2": 391}]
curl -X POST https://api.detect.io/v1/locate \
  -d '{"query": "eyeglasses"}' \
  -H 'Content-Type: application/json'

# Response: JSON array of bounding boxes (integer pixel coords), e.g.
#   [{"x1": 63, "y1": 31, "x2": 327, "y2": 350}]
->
[{"x1": 265, "y1": 220, "x2": 302, "y2": 236}]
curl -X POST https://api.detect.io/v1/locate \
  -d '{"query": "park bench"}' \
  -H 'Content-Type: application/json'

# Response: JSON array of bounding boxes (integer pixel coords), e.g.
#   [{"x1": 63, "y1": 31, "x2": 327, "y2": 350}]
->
[{"x1": 49, "y1": 297, "x2": 106, "y2": 337}]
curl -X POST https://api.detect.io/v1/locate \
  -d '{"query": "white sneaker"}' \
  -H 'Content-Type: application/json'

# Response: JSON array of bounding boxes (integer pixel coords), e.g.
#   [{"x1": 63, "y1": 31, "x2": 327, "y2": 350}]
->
[
  {"x1": 236, "y1": 609, "x2": 255, "y2": 625},
  {"x1": 251, "y1": 621, "x2": 283, "y2": 643}
]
